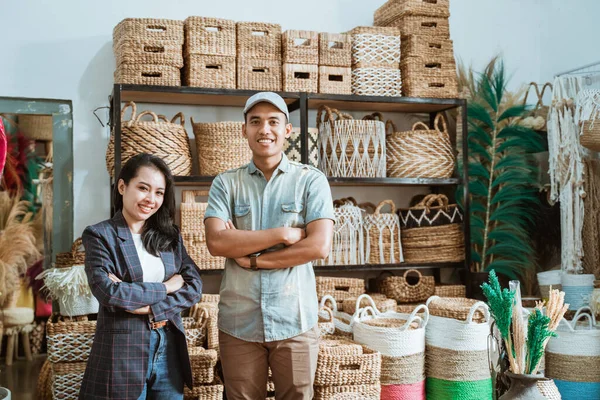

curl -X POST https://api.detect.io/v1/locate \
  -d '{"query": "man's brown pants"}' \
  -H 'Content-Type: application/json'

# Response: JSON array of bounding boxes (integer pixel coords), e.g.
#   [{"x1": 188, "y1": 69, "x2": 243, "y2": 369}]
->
[{"x1": 219, "y1": 326, "x2": 319, "y2": 400}]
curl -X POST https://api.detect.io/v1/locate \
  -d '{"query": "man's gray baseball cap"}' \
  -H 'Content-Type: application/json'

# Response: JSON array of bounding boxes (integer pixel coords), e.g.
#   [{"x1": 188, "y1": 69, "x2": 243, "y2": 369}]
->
[{"x1": 243, "y1": 92, "x2": 289, "y2": 121}]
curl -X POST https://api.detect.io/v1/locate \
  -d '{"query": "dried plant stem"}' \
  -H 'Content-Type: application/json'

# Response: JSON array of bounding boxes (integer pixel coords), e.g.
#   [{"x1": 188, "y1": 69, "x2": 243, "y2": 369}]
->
[{"x1": 511, "y1": 304, "x2": 527, "y2": 374}]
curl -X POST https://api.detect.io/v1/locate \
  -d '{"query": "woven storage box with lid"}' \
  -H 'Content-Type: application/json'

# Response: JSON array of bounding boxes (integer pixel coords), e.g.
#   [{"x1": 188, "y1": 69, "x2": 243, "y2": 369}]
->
[
  {"x1": 314, "y1": 384, "x2": 381, "y2": 400},
  {"x1": 401, "y1": 224, "x2": 465, "y2": 263},
  {"x1": 46, "y1": 314, "x2": 95, "y2": 363},
  {"x1": 184, "y1": 54, "x2": 236, "y2": 89},
  {"x1": 113, "y1": 39, "x2": 183, "y2": 68},
  {"x1": 283, "y1": 127, "x2": 319, "y2": 167},
  {"x1": 397, "y1": 194, "x2": 462, "y2": 229},
  {"x1": 52, "y1": 361, "x2": 86, "y2": 400},
  {"x1": 342, "y1": 293, "x2": 396, "y2": 316},
  {"x1": 106, "y1": 102, "x2": 192, "y2": 177},
  {"x1": 113, "y1": 18, "x2": 184, "y2": 45},
  {"x1": 184, "y1": 16, "x2": 236, "y2": 56},
  {"x1": 374, "y1": 0, "x2": 450, "y2": 26},
  {"x1": 236, "y1": 22, "x2": 282, "y2": 59},
  {"x1": 386, "y1": 114, "x2": 455, "y2": 178},
  {"x1": 401, "y1": 56, "x2": 458, "y2": 98},
  {"x1": 183, "y1": 376, "x2": 224, "y2": 400},
  {"x1": 114, "y1": 63, "x2": 181, "y2": 86},
  {"x1": 315, "y1": 341, "x2": 381, "y2": 386},
  {"x1": 364, "y1": 199, "x2": 403, "y2": 264},
  {"x1": 426, "y1": 296, "x2": 487, "y2": 323},
  {"x1": 180, "y1": 190, "x2": 225, "y2": 270},
  {"x1": 319, "y1": 33, "x2": 351, "y2": 67},
  {"x1": 350, "y1": 26, "x2": 400, "y2": 69},
  {"x1": 352, "y1": 68, "x2": 402, "y2": 97},
  {"x1": 283, "y1": 30, "x2": 319, "y2": 64},
  {"x1": 188, "y1": 347, "x2": 218, "y2": 385},
  {"x1": 283, "y1": 63, "x2": 318, "y2": 92},
  {"x1": 191, "y1": 120, "x2": 251, "y2": 175},
  {"x1": 18, "y1": 114, "x2": 53, "y2": 141},
  {"x1": 382, "y1": 15, "x2": 450, "y2": 39},
  {"x1": 319, "y1": 66, "x2": 351, "y2": 94},
  {"x1": 433, "y1": 285, "x2": 466, "y2": 298},
  {"x1": 316, "y1": 277, "x2": 365, "y2": 300},
  {"x1": 401, "y1": 34, "x2": 454, "y2": 59},
  {"x1": 380, "y1": 270, "x2": 435, "y2": 303},
  {"x1": 237, "y1": 58, "x2": 282, "y2": 91},
  {"x1": 317, "y1": 106, "x2": 386, "y2": 178}
]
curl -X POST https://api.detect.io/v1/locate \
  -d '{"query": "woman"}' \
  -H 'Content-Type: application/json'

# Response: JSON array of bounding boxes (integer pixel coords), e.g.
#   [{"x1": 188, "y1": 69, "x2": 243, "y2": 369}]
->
[{"x1": 79, "y1": 153, "x2": 203, "y2": 400}]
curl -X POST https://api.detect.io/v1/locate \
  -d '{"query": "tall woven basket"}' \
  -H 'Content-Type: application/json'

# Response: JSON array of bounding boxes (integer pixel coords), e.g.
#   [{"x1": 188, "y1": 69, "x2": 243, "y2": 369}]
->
[
  {"x1": 363, "y1": 200, "x2": 403, "y2": 264},
  {"x1": 106, "y1": 102, "x2": 192, "y2": 177},
  {"x1": 191, "y1": 120, "x2": 252, "y2": 175},
  {"x1": 317, "y1": 106, "x2": 386, "y2": 178},
  {"x1": 180, "y1": 190, "x2": 225, "y2": 270},
  {"x1": 386, "y1": 113, "x2": 455, "y2": 178}
]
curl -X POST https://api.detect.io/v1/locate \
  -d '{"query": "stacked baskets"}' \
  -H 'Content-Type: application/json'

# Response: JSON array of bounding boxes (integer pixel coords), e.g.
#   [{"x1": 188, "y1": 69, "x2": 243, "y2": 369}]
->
[
  {"x1": 374, "y1": 0, "x2": 458, "y2": 98},
  {"x1": 113, "y1": 18, "x2": 184, "y2": 86},
  {"x1": 184, "y1": 17, "x2": 236, "y2": 89},
  {"x1": 350, "y1": 26, "x2": 401, "y2": 97},
  {"x1": 237, "y1": 21, "x2": 282, "y2": 90},
  {"x1": 282, "y1": 30, "x2": 319, "y2": 92},
  {"x1": 318, "y1": 32, "x2": 352, "y2": 94}
]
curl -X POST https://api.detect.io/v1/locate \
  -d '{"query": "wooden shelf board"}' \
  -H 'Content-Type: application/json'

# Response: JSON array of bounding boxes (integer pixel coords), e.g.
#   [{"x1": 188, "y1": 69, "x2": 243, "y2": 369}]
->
[{"x1": 174, "y1": 176, "x2": 461, "y2": 186}]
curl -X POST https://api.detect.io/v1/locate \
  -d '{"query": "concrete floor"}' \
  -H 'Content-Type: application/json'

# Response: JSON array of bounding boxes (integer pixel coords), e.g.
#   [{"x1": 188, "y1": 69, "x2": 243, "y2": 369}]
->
[{"x1": 0, "y1": 355, "x2": 46, "y2": 400}]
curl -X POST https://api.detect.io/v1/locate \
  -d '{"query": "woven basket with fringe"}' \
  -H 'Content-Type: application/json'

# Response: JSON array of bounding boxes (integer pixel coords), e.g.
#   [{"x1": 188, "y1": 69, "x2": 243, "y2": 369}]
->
[
  {"x1": 180, "y1": 190, "x2": 225, "y2": 270},
  {"x1": 283, "y1": 127, "x2": 319, "y2": 167},
  {"x1": 191, "y1": 120, "x2": 251, "y2": 175},
  {"x1": 106, "y1": 102, "x2": 192, "y2": 177},
  {"x1": 189, "y1": 347, "x2": 218, "y2": 385},
  {"x1": 319, "y1": 66, "x2": 351, "y2": 95},
  {"x1": 352, "y1": 68, "x2": 402, "y2": 97},
  {"x1": 37, "y1": 359, "x2": 52, "y2": 400},
  {"x1": 51, "y1": 361, "x2": 86, "y2": 400},
  {"x1": 401, "y1": 224, "x2": 465, "y2": 263},
  {"x1": 350, "y1": 26, "x2": 400, "y2": 69},
  {"x1": 190, "y1": 303, "x2": 219, "y2": 353},
  {"x1": 401, "y1": 34, "x2": 454, "y2": 59},
  {"x1": 237, "y1": 58, "x2": 282, "y2": 91},
  {"x1": 426, "y1": 296, "x2": 487, "y2": 323},
  {"x1": 319, "y1": 33, "x2": 351, "y2": 67},
  {"x1": 46, "y1": 314, "x2": 96, "y2": 363},
  {"x1": 364, "y1": 199, "x2": 403, "y2": 264},
  {"x1": 113, "y1": 39, "x2": 183, "y2": 68},
  {"x1": 18, "y1": 114, "x2": 53, "y2": 141},
  {"x1": 113, "y1": 18, "x2": 184, "y2": 45},
  {"x1": 283, "y1": 63, "x2": 318, "y2": 93},
  {"x1": 386, "y1": 114, "x2": 455, "y2": 178},
  {"x1": 380, "y1": 14, "x2": 450, "y2": 38},
  {"x1": 314, "y1": 384, "x2": 381, "y2": 400},
  {"x1": 283, "y1": 30, "x2": 318, "y2": 64},
  {"x1": 183, "y1": 376, "x2": 224, "y2": 400},
  {"x1": 184, "y1": 54, "x2": 236, "y2": 89},
  {"x1": 55, "y1": 238, "x2": 85, "y2": 268},
  {"x1": 343, "y1": 294, "x2": 396, "y2": 316},
  {"x1": 317, "y1": 107, "x2": 386, "y2": 178},
  {"x1": 397, "y1": 194, "x2": 462, "y2": 229},
  {"x1": 114, "y1": 63, "x2": 181, "y2": 86},
  {"x1": 236, "y1": 22, "x2": 282, "y2": 59},
  {"x1": 401, "y1": 56, "x2": 457, "y2": 98},
  {"x1": 184, "y1": 16, "x2": 236, "y2": 57},
  {"x1": 380, "y1": 270, "x2": 435, "y2": 303},
  {"x1": 316, "y1": 276, "x2": 365, "y2": 301},
  {"x1": 315, "y1": 342, "x2": 381, "y2": 386},
  {"x1": 434, "y1": 284, "x2": 466, "y2": 298},
  {"x1": 318, "y1": 306, "x2": 336, "y2": 337},
  {"x1": 374, "y1": 0, "x2": 450, "y2": 26}
]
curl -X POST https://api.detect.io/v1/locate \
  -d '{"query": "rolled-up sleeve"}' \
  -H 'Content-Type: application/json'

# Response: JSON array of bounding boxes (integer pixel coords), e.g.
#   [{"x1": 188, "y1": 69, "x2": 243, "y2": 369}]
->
[
  {"x1": 305, "y1": 172, "x2": 335, "y2": 225},
  {"x1": 204, "y1": 174, "x2": 231, "y2": 224}
]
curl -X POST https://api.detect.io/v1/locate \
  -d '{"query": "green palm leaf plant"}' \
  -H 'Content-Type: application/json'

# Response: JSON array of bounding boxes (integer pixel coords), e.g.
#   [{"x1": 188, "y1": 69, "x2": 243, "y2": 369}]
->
[{"x1": 461, "y1": 61, "x2": 544, "y2": 279}]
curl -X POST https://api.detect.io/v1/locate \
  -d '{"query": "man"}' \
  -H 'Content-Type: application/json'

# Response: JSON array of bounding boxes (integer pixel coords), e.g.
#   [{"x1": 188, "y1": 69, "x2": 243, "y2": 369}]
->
[{"x1": 204, "y1": 92, "x2": 334, "y2": 400}]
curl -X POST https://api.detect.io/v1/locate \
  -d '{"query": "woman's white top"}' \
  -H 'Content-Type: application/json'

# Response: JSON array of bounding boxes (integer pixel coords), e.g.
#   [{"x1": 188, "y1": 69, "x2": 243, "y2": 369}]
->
[{"x1": 132, "y1": 233, "x2": 165, "y2": 283}]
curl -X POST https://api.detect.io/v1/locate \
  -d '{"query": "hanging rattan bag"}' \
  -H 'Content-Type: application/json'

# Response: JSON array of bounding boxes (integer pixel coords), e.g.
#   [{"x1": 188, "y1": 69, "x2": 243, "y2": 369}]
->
[
  {"x1": 363, "y1": 199, "x2": 403, "y2": 264},
  {"x1": 576, "y1": 88, "x2": 600, "y2": 152},
  {"x1": 106, "y1": 102, "x2": 192, "y2": 177},
  {"x1": 397, "y1": 194, "x2": 463, "y2": 229},
  {"x1": 380, "y1": 269, "x2": 435, "y2": 303},
  {"x1": 386, "y1": 113, "x2": 455, "y2": 178},
  {"x1": 317, "y1": 106, "x2": 386, "y2": 178}
]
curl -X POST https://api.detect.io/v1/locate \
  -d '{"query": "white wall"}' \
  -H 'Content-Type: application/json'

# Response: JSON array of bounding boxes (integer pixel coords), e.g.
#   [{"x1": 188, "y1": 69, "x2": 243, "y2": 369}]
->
[{"x1": 0, "y1": 0, "x2": 595, "y2": 241}]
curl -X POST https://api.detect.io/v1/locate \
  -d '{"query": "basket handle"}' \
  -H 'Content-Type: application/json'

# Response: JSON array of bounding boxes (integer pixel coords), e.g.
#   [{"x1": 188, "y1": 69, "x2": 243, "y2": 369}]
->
[
  {"x1": 357, "y1": 305, "x2": 378, "y2": 321},
  {"x1": 374, "y1": 199, "x2": 396, "y2": 215},
  {"x1": 403, "y1": 269, "x2": 423, "y2": 286},
  {"x1": 354, "y1": 294, "x2": 380, "y2": 319},
  {"x1": 182, "y1": 190, "x2": 210, "y2": 203},
  {"x1": 425, "y1": 295, "x2": 440, "y2": 307},
  {"x1": 135, "y1": 110, "x2": 160, "y2": 124},
  {"x1": 414, "y1": 194, "x2": 449, "y2": 213},
  {"x1": 171, "y1": 112, "x2": 185, "y2": 126},
  {"x1": 358, "y1": 202, "x2": 376, "y2": 214},
  {"x1": 121, "y1": 101, "x2": 137, "y2": 123},
  {"x1": 467, "y1": 301, "x2": 490, "y2": 324},
  {"x1": 571, "y1": 306, "x2": 596, "y2": 329},
  {"x1": 319, "y1": 306, "x2": 334, "y2": 323},
  {"x1": 405, "y1": 304, "x2": 429, "y2": 329},
  {"x1": 335, "y1": 197, "x2": 358, "y2": 207},
  {"x1": 316, "y1": 105, "x2": 352, "y2": 128},
  {"x1": 71, "y1": 238, "x2": 84, "y2": 256},
  {"x1": 157, "y1": 114, "x2": 170, "y2": 122},
  {"x1": 434, "y1": 114, "x2": 448, "y2": 134},
  {"x1": 385, "y1": 120, "x2": 397, "y2": 135},
  {"x1": 362, "y1": 112, "x2": 384, "y2": 121},
  {"x1": 411, "y1": 121, "x2": 431, "y2": 131},
  {"x1": 523, "y1": 82, "x2": 554, "y2": 110},
  {"x1": 319, "y1": 295, "x2": 338, "y2": 313}
]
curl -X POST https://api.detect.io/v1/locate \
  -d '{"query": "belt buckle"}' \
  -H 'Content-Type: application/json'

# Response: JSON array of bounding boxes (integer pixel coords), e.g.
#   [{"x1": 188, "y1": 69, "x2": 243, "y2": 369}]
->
[{"x1": 151, "y1": 320, "x2": 168, "y2": 330}]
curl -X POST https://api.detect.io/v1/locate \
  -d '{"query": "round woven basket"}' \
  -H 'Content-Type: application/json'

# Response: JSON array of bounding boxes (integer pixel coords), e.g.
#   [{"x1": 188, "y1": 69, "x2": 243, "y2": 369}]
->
[
  {"x1": 386, "y1": 114, "x2": 455, "y2": 178},
  {"x1": 106, "y1": 102, "x2": 192, "y2": 177},
  {"x1": 364, "y1": 200, "x2": 403, "y2": 264},
  {"x1": 380, "y1": 269, "x2": 435, "y2": 303},
  {"x1": 426, "y1": 296, "x2": 488, "y2": 323},
  {"x1": 580, "y1": 120, "x2": 600, "y2": 151},
  {"x1": 401, "y1": 224, "x2": 465, "y2": 263},
  {"x1": 55, "y1": 238, "x2": 85, "y2": 268},
  {"x1": 397, "y1": 194, "x2": 463, "y2": 229}
]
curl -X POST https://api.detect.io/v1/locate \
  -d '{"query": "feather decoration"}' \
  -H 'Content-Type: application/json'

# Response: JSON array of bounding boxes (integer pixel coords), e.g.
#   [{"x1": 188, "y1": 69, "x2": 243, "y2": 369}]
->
[{"x1": 37, "y1": 265, "x2": 94, "y2": 298}]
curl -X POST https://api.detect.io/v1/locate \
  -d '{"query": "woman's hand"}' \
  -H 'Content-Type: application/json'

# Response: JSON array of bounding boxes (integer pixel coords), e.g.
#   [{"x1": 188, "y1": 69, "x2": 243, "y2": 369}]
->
[
  {"x1": 126, "y1": 306, "x2": 150, "y2": 315},
  {"x1": 163, "y1": 274, "x2": 184, "y2": 294}
]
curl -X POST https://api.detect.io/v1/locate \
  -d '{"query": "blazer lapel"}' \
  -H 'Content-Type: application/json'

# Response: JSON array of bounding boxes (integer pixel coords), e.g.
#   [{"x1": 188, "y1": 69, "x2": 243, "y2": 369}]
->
[
  {"x1": 160, "y1": 251, "x2": 176, "y2": 280},
  {"x1": 113, "y1": 211, "x2": 144, "y2": 283}
]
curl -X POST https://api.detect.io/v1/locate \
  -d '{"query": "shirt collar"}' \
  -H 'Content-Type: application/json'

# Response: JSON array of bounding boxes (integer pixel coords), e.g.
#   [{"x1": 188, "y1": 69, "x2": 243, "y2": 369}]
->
[{"x1": 247, "y1": 153, "x2": 290, "y2": 175}]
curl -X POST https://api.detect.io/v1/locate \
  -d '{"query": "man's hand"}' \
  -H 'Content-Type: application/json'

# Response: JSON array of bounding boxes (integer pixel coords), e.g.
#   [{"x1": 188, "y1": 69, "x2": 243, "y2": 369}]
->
[
  {"x1": 282, "y1": 226, "x2": 306, "y2": 246},
  {"x1": 234, "y1": 256, "x2": 251, "y2": 269},
  {"x1": 163, "y1": 274, "x2": 184, "y2": 294},
  {"x1": 126, "y1": 306, "x2": 150, "y2": 315}
]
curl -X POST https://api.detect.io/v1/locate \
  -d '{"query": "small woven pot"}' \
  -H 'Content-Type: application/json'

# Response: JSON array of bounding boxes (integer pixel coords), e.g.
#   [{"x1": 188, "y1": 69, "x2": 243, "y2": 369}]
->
[{"x1": 380, "y1": 269, "x2": 435, "y2": 303}]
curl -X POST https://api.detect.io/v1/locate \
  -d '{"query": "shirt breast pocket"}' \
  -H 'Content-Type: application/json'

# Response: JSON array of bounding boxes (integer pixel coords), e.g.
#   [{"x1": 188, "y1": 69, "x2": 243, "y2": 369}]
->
[
  {"x1": 234, "y1": 204, "x2": 252, "y2": 230},
  {"x1": 280, "y1": 202, "x2": 305, "y2": 228}
]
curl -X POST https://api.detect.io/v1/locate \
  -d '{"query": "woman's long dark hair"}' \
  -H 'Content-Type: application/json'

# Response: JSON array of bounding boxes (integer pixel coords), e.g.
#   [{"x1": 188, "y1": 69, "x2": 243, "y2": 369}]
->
[{"x1": 113, "y1": 153, "x2": 178, "y2": 255}]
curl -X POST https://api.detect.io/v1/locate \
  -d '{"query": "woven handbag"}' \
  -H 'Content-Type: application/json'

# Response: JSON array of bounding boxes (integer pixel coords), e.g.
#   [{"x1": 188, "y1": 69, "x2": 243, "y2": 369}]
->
[
  {"x1": 386, "y1": 113, "x2": 455, "y2": 178},
  {"x1": 364, "y1": 200, "x2": 403, "y2": 264},
  {"x1": 397, "y1": 194, "x2": 463, "y2": 229},
  {"x1": 380, "y1": 269, "x2": 435, "y2": 303}
]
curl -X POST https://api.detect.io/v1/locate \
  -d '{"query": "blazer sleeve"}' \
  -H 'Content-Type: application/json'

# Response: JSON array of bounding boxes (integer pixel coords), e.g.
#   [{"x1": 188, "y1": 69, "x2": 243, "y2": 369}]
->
[
  {"x1": 83, "y1": 225, "x2": 168, "y2": 311},
  {"x1": 150, "y1": 235, "x2": 203, "y2": 321}
]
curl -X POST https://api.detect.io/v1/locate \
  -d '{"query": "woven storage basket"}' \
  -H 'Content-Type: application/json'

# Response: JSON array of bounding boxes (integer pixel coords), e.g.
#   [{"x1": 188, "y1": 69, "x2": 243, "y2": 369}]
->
[
  {"x1": 55, "y1": 237, "x2": 85, "y2": 268},
  {"x1": 537, "y1": 270, "x2": 562, "y2": 301},
  {"x1": 401, "y1": 34, "x2": 454, "y2": 59},
  {"x1": 200, "y1": 293, "x2": 220, "y2": 303},
  {"x1": 46, "y1": 314, "x2": 96, "y2": 363},
  {"x1": 319, "y1": 33, "x2": 352, "y2": 67},
  {"x1": 114, "y1": 63, "x2": 181, "y2": 86},
  {"x1": 188, "y1": 347, "x2": 218, "y2": 385},
  {"x1": 184, "y1": 16, "x2": 236, "y2": 57},
  {"x1": 433, "y1": 285, "x2": 466, "y2": 298},
  {"x1": 236, "y1": 22, "x2": 282, "y2": 59},
  {"x1": 317, "y1": 106, "x2": 386, "y2": 178},
  {"x1": 342, "y1": 293, "x2": 395, "y2": 316},
  {"x1": 319, "y1": 296, "x2": 355, "y2": 337},
  {"x1": 426, "y1": 296, "x2": 487, "y2": 323},
  {"x1": 580, "y1": 120, "x2": 600, "y2": 152},
  {"x1": 401, "y1": 224, "x2": 465, "y2": 263},
  {"x1": 184, "y1": 54, "x2": 236, "y2": 89},
  {"x1": 37, "y1": 359, "x2": 52, "y2": 400},
  {"x1": 113, "y1": 18, "x2": 184, "y2": 45},
  {"x1": 52, "y1": 361, "x2": 86, "y2": 400},
  {"x1": 386, "y1": 114, "x2": 455, "y2": 178},
  {"x1": 189, "y1": 303, "x2": 219, "y2": 352},
  {"x1": 180, "y1": 190, "x2": 225, "y2": 270},
  {"x1": 380, "y1": 270, "x2": 435, "y2": 303},
  {"x1": 183, "y1": 316, "x2": 207, "y2": 347},
  {"x1": 401, "y1": 56, "x2": 457, "y2": 96},
  {"x1": 397, "y1": 194, "x2": 462, "y2": 229},
  {"x1": 374, "y1": 0, "x2": 450, "y2": 26},
  {"x1": 283, "y1": 30, "x2": 318, "y2": 64},
  {"x1": 183, "y1": 376, "x2": 224, "y2": 400},
  {"x1": 283, "y1": 127, "x2": 319, "y2": 167},
  {"x1": 283, "y1": 63, "x2": 318, "y2": 92},
  {"x1": 318, "y1": 306, "x2": 336, "y2": 337},
  {"x1": 316, "y1": 277, "x2": 365, "y2": 300},
  {"x1": 18, "y1": 114, "x2": 53, "y2": 141},
  {"x1": 191, "y1": 120, "x2": 251, "y2": 175},
  {"x1": 237, "y1": 58, "x2": 282, "y2": 91},
  {"x1": 320, "y1": 336, "x2": 364, "y2": 356},
  {"x1": 106, "y1": 102, "x2": 192, "y2": 176},
  {"x1": 113, "y1": 39, "x2": 183, "y2": 68},
  {"x1": 315, "y1": 343, "x2": 381, "y2": 386},
  {"x1": 364, "y1": 199, "x2": 403, "y2": 264},
  {"x1": 351, "y1": 68, "x2": 402, "y2": 97},
  {"x1": 314, "y1": 384, "x2": 381, "y2": 400},
  {"x1": 319, "y1": 66, "x2": 352, "y2": 95},
  {"x1": 350, "y1": 26, "x2": 400, "y2": 69},
  {"x1": 384, "y1": 14, "x2": 450, "y2": 38}
]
